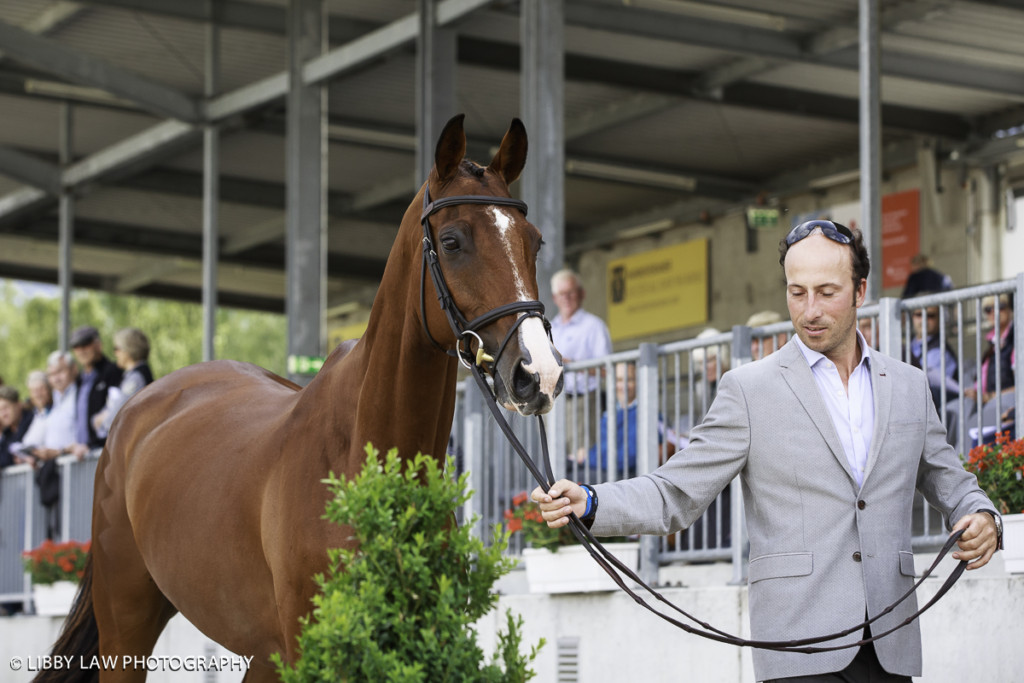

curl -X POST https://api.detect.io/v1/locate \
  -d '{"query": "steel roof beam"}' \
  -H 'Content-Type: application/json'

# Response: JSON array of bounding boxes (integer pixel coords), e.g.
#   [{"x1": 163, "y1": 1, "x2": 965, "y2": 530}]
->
[
  {"x1": 566, "y1": 0, "x2": 1024, "y2": 100},
  {"x1": 0, "y1": 19, "x2": 201, "y2": 122},
  {"x1": 0, "y1": 146, "x2": 62, "y2": 194}
]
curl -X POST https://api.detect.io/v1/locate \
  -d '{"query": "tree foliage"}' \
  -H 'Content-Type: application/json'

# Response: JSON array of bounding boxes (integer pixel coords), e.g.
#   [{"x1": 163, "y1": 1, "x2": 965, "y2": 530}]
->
[
  {"x1": 0, "y1": 280, "x2": 286, "y2": 393},
  {"x1": 273, "y1": 445, "x2": 542, "y2": 683}
]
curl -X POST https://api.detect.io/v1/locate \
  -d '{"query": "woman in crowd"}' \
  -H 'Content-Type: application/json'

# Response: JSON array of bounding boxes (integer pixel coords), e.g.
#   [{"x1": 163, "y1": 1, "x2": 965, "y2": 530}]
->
[{"x1": 93, "y1": 327, "x2": 154, "y2": 438}]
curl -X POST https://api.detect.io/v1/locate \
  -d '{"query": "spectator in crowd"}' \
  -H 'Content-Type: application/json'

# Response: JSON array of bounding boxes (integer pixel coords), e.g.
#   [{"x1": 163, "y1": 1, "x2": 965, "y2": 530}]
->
[
  {"x1": 93, "y1": 327, "x2": 154, "y2": 438},
  {"x1": 901, "y1": 253, "x2": 953, "y2": 299},
  {"x1": 0, "y1": 386, "x2": 34, "y2": 468},
  {"x1": 37, "y1": 351, "x2": 83, "y2": 460},
  {"x1": 691, "y1": 327, "x2": 727, "y2": 411},
  {"x1": 70, "y1": 325, "x2": 122, "y2": 452},
  {"x1": 746, "y1": 310, "x2": 789, "y2": 360},
  {"x1": 908, "y1": 298, "x2": 960, "y2": 410},
  {"x1": 19, "y1": 370, "x2": 53, "y2": 462},
  {"x1": 964, "y1": 293, "x2": 1016, "y2": 437},
  {"x1": 533, "y1": 220, "x2": 999, "y2": 682},
  {"x1": 550, "y1": 269, "x2": 612, "y2": 459}
]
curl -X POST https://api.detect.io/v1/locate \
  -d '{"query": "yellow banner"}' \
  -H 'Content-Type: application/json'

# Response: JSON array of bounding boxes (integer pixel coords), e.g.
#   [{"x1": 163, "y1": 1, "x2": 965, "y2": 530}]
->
[
  {"x1": 607, "y1": 239, "x2": 708, "y2": 341},
  {"x1": 328, "y1": 321, "x2": 368, "y2": 350}
]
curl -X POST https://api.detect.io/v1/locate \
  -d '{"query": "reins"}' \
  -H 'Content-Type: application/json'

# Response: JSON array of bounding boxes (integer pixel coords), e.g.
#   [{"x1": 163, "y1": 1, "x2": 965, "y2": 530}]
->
[{"x1": 421, "y1": 188, "x2": 969, "y2": 652}]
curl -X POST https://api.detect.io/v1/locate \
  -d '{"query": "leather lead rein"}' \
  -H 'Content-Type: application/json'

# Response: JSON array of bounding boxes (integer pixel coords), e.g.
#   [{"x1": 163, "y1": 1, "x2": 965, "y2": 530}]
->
[{"x1": 421, "y1": 186, "x2": 969, "y2": 652}]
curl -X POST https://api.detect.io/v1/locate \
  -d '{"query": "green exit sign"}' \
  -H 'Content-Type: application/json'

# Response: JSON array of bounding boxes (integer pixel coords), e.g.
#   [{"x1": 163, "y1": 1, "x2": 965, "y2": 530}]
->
[
  {"x1": 746, "y1": 207, "x2": 780, "y2": 229},
  {"x1": 287, "y1": 354, "x2": 325, "y2": 375}
]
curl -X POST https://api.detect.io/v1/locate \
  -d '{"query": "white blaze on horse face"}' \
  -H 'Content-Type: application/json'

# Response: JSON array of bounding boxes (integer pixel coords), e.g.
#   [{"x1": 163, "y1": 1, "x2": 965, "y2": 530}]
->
[{"x1": 489, "y1": 206, "x2": 562, "y2": 401}]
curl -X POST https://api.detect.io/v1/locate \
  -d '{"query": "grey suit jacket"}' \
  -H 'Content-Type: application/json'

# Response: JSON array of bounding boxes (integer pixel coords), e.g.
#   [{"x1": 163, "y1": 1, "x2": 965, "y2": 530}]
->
[{"x1": 591, "y1": 340, "x2": 995, "y2": 680}]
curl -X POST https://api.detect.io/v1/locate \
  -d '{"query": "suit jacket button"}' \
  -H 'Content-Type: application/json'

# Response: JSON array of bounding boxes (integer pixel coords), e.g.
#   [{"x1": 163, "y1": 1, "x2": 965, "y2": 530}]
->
[
  {"x1": 852, "y1": 551, "x2": 862, "y2": 562},
  {"x1": 857, "y1": 500, "x2": 866, "y2": 510}
]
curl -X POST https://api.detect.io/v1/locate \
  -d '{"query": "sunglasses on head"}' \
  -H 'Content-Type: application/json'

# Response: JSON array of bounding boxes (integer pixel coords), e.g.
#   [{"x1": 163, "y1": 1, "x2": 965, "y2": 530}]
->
[{"x1": 784, "y1": 220, "x2": 853, "y2": 246}]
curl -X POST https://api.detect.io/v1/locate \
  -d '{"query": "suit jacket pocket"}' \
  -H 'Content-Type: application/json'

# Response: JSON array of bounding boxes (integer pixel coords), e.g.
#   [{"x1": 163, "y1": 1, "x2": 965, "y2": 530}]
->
[
  {"x1": 748, "y1": 552, "x2": 813, "y2": 584},
  {"x1": 899, "y1": 551, "x2": 916, "y2": 577},
  {"x1": 888, "y1": 420, "x2": 923, "y2": 434}
]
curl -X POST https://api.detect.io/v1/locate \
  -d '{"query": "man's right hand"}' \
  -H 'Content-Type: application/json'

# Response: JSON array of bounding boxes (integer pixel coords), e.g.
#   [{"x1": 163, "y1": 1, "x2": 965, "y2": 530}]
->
[{"x1": 531, "y1": 480, "x2": 588, "y2": 528}]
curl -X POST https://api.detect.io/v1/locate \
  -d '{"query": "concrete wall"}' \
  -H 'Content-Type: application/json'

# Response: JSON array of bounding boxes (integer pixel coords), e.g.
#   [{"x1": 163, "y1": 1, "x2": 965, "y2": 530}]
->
[
  {"x1": 478, "y1": 553, "x2": 1024, "y2": 683},
  {"x1": 0, "y1": 555, "x2": 1020, "y2": 682}
]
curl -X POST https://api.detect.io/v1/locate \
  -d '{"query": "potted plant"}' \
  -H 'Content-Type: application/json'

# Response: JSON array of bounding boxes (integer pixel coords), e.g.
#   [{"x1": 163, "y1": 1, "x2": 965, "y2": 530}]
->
[
  {"x1": 504, "y1": 491, "x2": 639, "y2": 593},
  {"x1": 962, "y1": 431, "x2": 1024, "y2": 573},
  {"x1": 23, "y1": 539, "x2": 90, "y2": 615}
]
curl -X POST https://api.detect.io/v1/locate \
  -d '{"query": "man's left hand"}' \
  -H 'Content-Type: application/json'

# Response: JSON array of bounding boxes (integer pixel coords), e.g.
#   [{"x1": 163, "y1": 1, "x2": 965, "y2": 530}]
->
[{"x1": 951, "y1": 512, "x2": 999, "y2": 569}]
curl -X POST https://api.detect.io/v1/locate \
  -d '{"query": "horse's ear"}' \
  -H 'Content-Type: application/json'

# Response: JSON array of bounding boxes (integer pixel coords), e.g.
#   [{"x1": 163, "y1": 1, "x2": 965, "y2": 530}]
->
[
  {"x1": 434, "y1": 114, "x2": 467, "y2": 185},
  {"x1": 488, "y1": 118, "x2": 528, "y2": 186}
]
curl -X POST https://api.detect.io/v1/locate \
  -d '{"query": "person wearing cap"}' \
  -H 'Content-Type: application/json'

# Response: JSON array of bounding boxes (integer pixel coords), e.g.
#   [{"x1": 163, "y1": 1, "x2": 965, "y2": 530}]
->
[
  {"x1": 901, "y1": 253, "x2": 953, "y2": 300},
  {"x1": 533, "y1": 220, "x2": 1000, "y2": 682},
  {"x1": 70, "y1": 325, "x2": 122, "y2": 453}
]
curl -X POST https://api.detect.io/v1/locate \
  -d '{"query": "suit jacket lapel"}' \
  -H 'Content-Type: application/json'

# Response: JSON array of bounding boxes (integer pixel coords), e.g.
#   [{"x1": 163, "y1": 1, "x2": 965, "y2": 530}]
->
[
  {"x1": 863, "y1": 348, "x2": 891, "y2": 485},
  {"x1": 777, "y1": 341, "x2": 857, "y2": 485}
]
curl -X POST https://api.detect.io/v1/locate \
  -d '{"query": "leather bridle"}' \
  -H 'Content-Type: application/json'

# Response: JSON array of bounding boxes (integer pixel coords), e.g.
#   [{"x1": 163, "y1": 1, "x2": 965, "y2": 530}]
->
[
  {"x1": 418, "y1": 183, "x2": 968, "y2": 653},
  {"x1": 419, "y1": 185, "x2": 549, "y2": 372}
]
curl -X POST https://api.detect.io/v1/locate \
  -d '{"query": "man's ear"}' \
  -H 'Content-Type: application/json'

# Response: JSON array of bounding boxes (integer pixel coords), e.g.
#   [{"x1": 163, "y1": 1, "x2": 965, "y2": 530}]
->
[{"x1": 853, "y1": 278, "x2": 867, "y2": 308}]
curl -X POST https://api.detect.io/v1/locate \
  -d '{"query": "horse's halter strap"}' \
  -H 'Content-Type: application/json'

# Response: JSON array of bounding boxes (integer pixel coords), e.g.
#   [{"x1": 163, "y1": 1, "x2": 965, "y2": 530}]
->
[{"x1": 419, "y1": 185, "x2": 549, "y2": 370}]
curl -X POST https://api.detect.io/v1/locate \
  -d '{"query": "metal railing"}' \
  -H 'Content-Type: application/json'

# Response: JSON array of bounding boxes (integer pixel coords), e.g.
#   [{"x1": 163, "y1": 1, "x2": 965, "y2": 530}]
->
[
  {"x1": 0, "y1": 453, "x2": 98, "y2": 609},
  {"x1": 454, "y1": 274, "x2": 1023, "y2": 584},
  {"x1": 0, "y1": 276, "x2": 1019, "y2": 597}
]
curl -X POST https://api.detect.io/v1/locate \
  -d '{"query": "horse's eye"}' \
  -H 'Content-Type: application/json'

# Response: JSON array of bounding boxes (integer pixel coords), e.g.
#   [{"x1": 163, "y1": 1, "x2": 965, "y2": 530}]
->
[{"x1": 440, "y1": 235, "x2": 460, "y2": 253}]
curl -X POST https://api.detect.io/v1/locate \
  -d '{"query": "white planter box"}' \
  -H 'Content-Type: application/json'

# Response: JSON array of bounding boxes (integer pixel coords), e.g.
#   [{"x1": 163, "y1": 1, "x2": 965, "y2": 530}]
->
[
  {"x1": 523, "y1": 542, "x2": 639, "y2": 593},
  {"x1": 1003, "y1": 513, "x2": 1024, "y2": 574},
  {"x1": 33, "y1": 580, "x2": 78, "y2": 616}
]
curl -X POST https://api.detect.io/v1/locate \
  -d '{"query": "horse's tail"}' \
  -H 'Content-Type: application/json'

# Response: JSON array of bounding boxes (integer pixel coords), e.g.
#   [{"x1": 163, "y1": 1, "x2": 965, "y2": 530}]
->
[{"x1": 32, "y1": 554, "x2": 99, "y2": 683}]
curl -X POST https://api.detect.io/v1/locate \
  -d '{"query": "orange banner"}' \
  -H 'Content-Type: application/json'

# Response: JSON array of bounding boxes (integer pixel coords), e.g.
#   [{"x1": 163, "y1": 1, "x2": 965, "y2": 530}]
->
[{"x1": 881, "y1": 189, "x2": 920, "y2": 289}]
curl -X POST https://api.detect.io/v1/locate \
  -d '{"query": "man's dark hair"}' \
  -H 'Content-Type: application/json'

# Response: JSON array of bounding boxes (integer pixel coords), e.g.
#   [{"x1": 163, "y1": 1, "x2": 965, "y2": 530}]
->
[{"x1": 778, "y1": 226, "x2": 870, "y2": 294}]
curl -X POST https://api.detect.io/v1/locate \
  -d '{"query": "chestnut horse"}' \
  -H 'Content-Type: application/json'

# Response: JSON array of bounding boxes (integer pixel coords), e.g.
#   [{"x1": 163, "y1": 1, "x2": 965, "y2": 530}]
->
[{"x1": 40, "y1": 115, "x2": 563, "y2": 682}]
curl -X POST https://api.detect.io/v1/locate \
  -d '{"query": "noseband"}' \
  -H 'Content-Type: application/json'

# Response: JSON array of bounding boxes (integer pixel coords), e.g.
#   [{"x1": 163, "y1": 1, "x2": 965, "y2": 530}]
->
[{"x1": 419, "y1": 185, "x2": 550, "y2": 370}]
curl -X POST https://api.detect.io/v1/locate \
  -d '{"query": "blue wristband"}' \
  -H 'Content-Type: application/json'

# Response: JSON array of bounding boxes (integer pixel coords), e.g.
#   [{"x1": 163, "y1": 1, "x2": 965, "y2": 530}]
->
[{"x1": 582, "y1": 485, "x2": 594, "y2": 518}]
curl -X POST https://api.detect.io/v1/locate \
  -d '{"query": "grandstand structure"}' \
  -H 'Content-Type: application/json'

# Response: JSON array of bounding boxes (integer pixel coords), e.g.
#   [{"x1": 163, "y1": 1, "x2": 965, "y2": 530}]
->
[{"x1": 0, "y1": 0, "x2": 1022, "y2": 379}]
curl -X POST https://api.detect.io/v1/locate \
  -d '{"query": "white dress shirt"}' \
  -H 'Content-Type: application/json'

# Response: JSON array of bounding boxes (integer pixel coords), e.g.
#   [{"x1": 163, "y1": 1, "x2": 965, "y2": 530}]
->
[{"x1": 794, "y1": 331, "x2": 875, "y2": 488}]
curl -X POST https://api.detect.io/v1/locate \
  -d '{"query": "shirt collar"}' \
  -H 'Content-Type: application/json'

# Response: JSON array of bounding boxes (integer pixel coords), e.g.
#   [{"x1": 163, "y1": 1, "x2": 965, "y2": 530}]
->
[{"x1": 794, "y1": 329, "x2": 871, "y2": 371}]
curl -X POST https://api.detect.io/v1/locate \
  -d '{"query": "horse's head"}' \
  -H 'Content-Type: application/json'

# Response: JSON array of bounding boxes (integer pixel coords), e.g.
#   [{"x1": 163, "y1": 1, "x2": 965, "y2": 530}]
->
[{"x1": 420, "y1": 114, "x2": 563, "y2": 415}]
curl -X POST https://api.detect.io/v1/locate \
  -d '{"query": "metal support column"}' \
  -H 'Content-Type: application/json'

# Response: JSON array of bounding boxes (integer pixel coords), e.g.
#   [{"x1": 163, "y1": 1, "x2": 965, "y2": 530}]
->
[
  {"x1": 859, "y1": 0, "x2": 882, "y2": 301},
  {"x1": 286, "y1": 0, "x2": 326, "y2": 384},
  {"x1": 416, "y1": 0, "x2": 456, "y2": 185},
  {"x1": 57, "y1": 103, "x2": 73, "y2": 352},
  {"x1": 520, "y1": 0, "x2": 565, "y2": 310},
  {"x1": 637, "y1": 343, "x2": 659, "y2": 585},
  {"x1": 202, "y1": 13, "x2": 220, "y2": 362}
]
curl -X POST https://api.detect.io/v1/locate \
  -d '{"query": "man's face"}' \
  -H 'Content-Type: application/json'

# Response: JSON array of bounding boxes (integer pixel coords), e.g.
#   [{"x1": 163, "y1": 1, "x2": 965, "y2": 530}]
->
[
  {"x1": 784, "y1": 233, "x2": 865, "y2": 362},
  {"x1": 47, "y1": 359, "x2": 74, "y2": 393},
  {"x1": 911, "y1": 306, "x2": 940, "y2": 338},
  {"x1": 552, "y1": 278, "x2": 583, "y2": 319},
  {"x1": 615, "y1": 364, "x2": 637, "y2": 405},
  {"x1": 28, "y1": 381, "x2": 50, "y2": 410},
  {"x1": 0, "y1": 399, "x2": 20, "y2": 429},
  {"x1": 73, "y1": 340, "x2": 102, "y2": 370}
]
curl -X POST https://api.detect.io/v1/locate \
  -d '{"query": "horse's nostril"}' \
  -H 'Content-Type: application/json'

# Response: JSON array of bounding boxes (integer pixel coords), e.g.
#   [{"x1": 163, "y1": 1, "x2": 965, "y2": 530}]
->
[{"x1": 513, "y1": 361, "x2": 538, "y2": 399}]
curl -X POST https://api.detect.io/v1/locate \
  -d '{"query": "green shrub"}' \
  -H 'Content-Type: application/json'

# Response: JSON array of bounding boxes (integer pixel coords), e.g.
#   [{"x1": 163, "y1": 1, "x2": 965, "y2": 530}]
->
[{"x1": 273, "y1": 445, "x2": 543, "y2": 682}]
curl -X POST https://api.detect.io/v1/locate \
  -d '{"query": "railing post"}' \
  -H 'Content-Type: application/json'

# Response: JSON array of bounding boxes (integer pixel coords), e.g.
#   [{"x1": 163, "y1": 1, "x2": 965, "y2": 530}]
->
[
  {"x1": 877, "y1": 297, "x2": 903, "y2": 359},
  {"x1": 462, "y1": 380, "x2": 486, "y2": 542},
  {"x1": 1015, "y1": 273, "x2": 1024, "y2": 437},
  {"x1": 637, "y1": 343, "x2": 660, "y2": 585},
  {"x1": 731, "y1": 324, "x2": 752, "y2": 368},
  {"x1": 549, "y1": 390, "x2": 567, "y2": 484}
]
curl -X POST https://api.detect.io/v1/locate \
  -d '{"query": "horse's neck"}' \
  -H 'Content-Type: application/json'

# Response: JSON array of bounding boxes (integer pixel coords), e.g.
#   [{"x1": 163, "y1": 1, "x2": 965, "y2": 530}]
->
[{"x1": 297, "y1": 231, "x2": 459, "y2": 471}]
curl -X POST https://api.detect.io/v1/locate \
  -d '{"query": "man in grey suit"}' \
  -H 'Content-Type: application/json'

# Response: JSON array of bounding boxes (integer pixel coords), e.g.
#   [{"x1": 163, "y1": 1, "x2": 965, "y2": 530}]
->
[{"x1": 533, "y1": 220, "x2": 1001, "y2": 682}]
